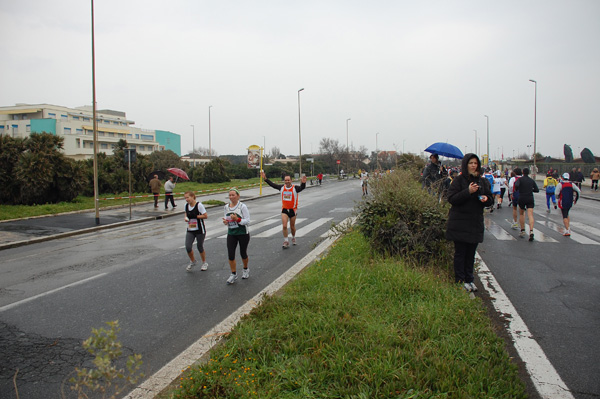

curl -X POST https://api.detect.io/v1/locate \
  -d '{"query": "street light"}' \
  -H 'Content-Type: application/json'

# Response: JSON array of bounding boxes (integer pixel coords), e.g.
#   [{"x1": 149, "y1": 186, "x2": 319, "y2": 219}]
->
[
  {"x1": 484, "y1": 115, "x2": 489, "y2": 165},
  {"x1": 208, "y1": 106, "x2": 212, "y2": 160},
  {"x1": 91, "y1": 0, "x2": 100, "y2": 225},
  {"x1": 529, "y1": 79, "x2": 537, "y2": 178},
  {"x1": 346, "y1": 118, "x2": 351, "y2": 172},
  {"x1": 190, "y1": 124, "x2": 195, "y2": 161},
  {"x1": 473, "y1": 130, "x2": 477, "y2": 154},
  {"x1": 376, "y1": 132, "x2": 380, "y2": 170},
  {"x1": 298, "y1": 88, "x2": 304, "y2": 176}
]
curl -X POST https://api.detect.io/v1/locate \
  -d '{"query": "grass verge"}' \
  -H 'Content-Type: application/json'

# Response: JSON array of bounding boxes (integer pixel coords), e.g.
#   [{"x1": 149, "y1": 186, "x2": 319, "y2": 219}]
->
[
  {"x1": 169, "y1": 230, "x2": 526, "y2": 399},
  {"x1": 0, "y1": 178, "x2": 260, "y2": 221}
]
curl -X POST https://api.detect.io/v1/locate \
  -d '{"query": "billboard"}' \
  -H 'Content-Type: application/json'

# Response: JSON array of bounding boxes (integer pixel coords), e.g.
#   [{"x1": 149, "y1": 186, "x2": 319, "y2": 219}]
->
[{"x1": 247, "y1": 145, "x2": 261, "y2": 169}]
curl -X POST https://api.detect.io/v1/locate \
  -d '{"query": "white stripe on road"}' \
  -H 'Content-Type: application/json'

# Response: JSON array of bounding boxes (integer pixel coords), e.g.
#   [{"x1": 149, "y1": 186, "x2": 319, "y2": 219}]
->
[
  {"x1": 484, "y1": 218, "x2": 515, "y2": 240},
  {"x1": 294, "y1": 218, "x2": 333, "y2": 237},
  {"x1": 253, "y1": 218, "x2": 307, "y2": 238},
  {"x1": 216, "y1": 216, "x2": 282, "y2": 239},
  {"x1": 569, "y1": 221, "x2": 600, "y2": 240},
  {"x1": 538, "y1": 218, "x2": 600, "y2": 245},
  {"x1": 0, "y1": 273, "x2": 108, "y2": 313},
  {"x1": 123, "y1": 217, "x2": 352, "y2": 399},
  {"x1": 476, "y1": 254, "x2": 575, "y2": 399}
]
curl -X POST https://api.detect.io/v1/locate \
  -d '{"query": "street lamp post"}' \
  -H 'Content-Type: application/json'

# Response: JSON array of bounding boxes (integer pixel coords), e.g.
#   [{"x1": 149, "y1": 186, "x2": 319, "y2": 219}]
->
[
  {"x1": 298, "y1": 88, "x2": 304, "y2": 176},
  {"x1": 91, "y1": 0, "x2": 100, "y2": 225},
  {"x1": 529, "y1": 79, "x2": 537, "y2": 178},
  {"x1": 208, "y1": 106, "x2": 212, "y2": 160},
  {"x1": 190, "y1": 124, "x2": 195, "y2": 162},
  {"x1": 346, "y1": 118, "x2": 351, "y2": 172},
  {"x1": 376, "y1": 132, "x2": 380, "y2": 170},
  {"x1": 473, "y1": 130, "x2": 477, "y2": 154},
  {"x1": 484, "y1": 115, "x2": 489, "y2": 165}
]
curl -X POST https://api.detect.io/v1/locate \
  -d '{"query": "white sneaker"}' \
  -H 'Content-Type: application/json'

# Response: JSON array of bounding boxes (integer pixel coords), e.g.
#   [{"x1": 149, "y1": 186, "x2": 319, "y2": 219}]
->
[
  {"x1": 519, "y1": 230, "x2": 526, "y2": 238},
  {"x1": 292, "y1": 237, "x2": 297, "y2": 245},
  {"x1": 469, "y1": 282, "x2": 478, "y2": 292},
  {"x1": 511, "y1": 222, "x2": 519, "y2": 230},
  {"x1": 200, "y1": 262, "x2": 208, "y2": 271},
  {"x1": 186, "y1": 260, "x2": 197, "y2": 272},
  {"x1": 546, "y1": 208, "x2": 551, "y2": 213},
  {"x1": 242, "y1": 268, "x2": 249, "y2": 279},
  {"x1": 463, "y1": 283, "x2": 473, "y2": 292},
  {"x1": 282, "y1": 240, "x2": 290, "y2": 249},
  {"x1": 226, "y1": 273, "x2": 238, "y2": 285}
]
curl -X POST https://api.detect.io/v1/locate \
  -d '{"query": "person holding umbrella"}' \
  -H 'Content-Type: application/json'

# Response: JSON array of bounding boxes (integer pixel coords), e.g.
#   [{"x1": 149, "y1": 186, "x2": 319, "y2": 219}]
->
[{"x1": 164, "y1": 176, "x2": 177, "y2": 210}]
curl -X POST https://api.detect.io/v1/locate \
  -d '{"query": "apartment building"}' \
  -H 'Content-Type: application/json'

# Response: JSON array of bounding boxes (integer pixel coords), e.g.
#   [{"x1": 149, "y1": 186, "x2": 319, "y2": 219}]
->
[{"x1": 0, "y1": 103, "x2": 181, "y2": 159}]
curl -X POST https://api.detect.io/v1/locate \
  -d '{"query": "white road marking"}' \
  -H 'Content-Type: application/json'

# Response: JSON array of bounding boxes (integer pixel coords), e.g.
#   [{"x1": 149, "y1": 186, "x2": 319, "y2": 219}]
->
[
  {"x1": 538, "y1": 219, "x2": 599, "y2": 245},
  {"x1": 485, "y1": 218, "x2": 515, "y2": 240},
  {"x1": 0, "y1": 273, "x2": 108, "y2": 313},
  {"x1": 294, "y1": 218, "x2": 333, "y2": 237},
  {"x1": 477, "y1": 254, "x2": 575, "y2": 399},
  {"x1": 253, "y1": 218, "x2": 307, "y2": 238},
  {"x1": 569, "y1": 221, "x2": 600, "y2": 239},
  {"x1": 123, "y1": 217, "x2": 352, "y2": 399}
]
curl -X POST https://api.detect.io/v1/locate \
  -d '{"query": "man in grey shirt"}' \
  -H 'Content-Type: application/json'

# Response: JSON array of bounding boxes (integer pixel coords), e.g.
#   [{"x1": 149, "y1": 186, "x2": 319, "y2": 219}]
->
[{"x1": 164, "y1": 176, "x2": 177, "y2": 210}]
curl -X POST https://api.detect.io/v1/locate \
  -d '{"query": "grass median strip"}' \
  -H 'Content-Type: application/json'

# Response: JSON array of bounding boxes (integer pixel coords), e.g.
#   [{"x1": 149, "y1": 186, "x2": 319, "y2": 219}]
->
[{"x1": 170, "y1": 230, "x2": 526, "y2": 398}]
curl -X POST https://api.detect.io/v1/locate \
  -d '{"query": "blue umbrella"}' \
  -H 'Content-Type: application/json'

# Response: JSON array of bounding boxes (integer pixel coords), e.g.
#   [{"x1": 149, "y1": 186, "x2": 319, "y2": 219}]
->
[{"x1": 424, "y1": 142, "x2": 464, "y2": 159}]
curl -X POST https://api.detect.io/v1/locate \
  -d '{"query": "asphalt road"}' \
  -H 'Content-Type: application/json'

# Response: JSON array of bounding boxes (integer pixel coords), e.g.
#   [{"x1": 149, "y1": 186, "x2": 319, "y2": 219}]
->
[
  {"x1": 0, "y1": 179, "x2": 362, "y2": 399},
  {"x1": 478, "y1": 191, "x2": 600, "y2": 399}
]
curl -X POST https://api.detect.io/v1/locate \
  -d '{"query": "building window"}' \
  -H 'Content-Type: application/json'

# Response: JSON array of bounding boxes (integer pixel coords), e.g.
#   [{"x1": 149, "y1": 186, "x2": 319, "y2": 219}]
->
[
  {"x1": 12, "y1": 125, "x2": 18, "y2": 135},
  {"x1": 26, "y1": 125, "x2": 31, "y2": 133},
  {"x1": 73, "y1": 116, "x2": 80, "y2": 121},
  {"x1": 138, "y1": 145, "x2": 145, "y2": 151},
  {"x1": 64, "y1": 127, "x2": 71, "y2": 134},
  {"x1": 0, "y1": 126, "x2": 4, "y2": 135},
  {"x1": 48, "y1": 113, "x2": 56, "y2": 118},
  {"x1": 61, "y1": 115, "x2": 68, "y2": 121},
  {"x1": 135, "y1": 134, "x2": 139, "y2": 139},
  {"x1": 83, "y1": 117, "x2": 90, "y2": 122},
  {"x1": 108, "y1": 132, "x2": 114, "y2": 137},
  {"x1": 76, "y1": 128, "x2": 83, "y2": 134},
  {"x1": 100, "y1": 143, "x2": 108, "y2": 149},
  {"x1": 76, "y1": 139, "x2": 81, "y2": 148}
]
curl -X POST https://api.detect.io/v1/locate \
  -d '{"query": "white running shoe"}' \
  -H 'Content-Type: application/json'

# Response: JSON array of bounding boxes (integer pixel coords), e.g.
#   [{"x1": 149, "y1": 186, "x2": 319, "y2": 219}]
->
[
  {"x1": 511, "y1": 222, "x2": 519, "y2": 230},
  {"x1": 546, "y1": 208, "x2": 551, "y2": 213},
  {"x1": 519, "y1": 230, "x2": 526, "y2": 238},
  {"x1": 564, "y1": 229, "x2": 571, "y2": 237},
  {"x1": 469, "y1": 282, "x2": 478, "y2": 292},
  {"x1": 282, "y1": 240, "x2": 290, "y2": 249},
  {"x1": 226, "y1": 273, "x2": 238, "y2": 284},
  {"x1": 463, "y1": 283, "x2": 473, "y2": 292},
  {"x1": 242, "y1": 268, "x2": 250, "y2": 279},
  {"x1": 186, "y1": 260, "x2": 197, "y2": 272},
  {"x1": 292, "y1": 237, "x2": 297, "y2": 245},
  {"x1": 200, "y1": 262, "x2": 208, "y2": 271}
]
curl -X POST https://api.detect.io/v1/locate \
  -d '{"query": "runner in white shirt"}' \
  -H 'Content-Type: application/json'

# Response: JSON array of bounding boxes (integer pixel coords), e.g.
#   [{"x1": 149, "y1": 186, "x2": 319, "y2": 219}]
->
[{"x1": 183, "y1": 191, "x2": 208, "y2": 272}]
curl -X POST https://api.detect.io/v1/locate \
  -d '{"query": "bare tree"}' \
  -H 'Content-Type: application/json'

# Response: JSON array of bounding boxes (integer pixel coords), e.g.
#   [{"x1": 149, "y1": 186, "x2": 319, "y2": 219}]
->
[
  {"x1": 193, "y1": 147, "x2": 218, "y2": 157},
  {"x1": 270, "y1": 146, "x2": 281, "y2": 159}
]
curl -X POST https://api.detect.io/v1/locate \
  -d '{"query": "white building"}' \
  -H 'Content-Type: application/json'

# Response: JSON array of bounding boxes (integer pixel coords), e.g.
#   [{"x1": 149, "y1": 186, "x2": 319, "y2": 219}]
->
[{"x1": 0, "y1": 103, "x2": 181, "y2": 160}]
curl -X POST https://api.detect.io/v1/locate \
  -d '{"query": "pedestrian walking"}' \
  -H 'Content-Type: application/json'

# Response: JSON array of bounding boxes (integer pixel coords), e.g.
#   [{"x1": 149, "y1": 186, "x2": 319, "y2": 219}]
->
[
  {"x1": 360, "y1": 170, "x2": 369, "y2": 196},
  {"x1": 555, "y1": 173, "x2": 581, "y2": 236},
  {"x1": 514, "y1": 167, "x2": 539, "y2": 241},
  {"x1": 183, "y1": 191, "x2": 208, "y2": 272},
  {"x1": 223, "y1": 188, "x2": 250, "y2": 284},
  {"x1": 149, "y1": 174, "x2": 161, "y2": 208},
  {"x1": 574, "y1": 168, "x2": 585, "y2": 190},
  {"x1": 261, "y1": 171, "x2": 307, "y2": 248},
  {"x1": 164, "y1": 176, "x2": 177, "y2": 210},
  {"x1": 317, "y1": 172, "x2": 323, "y2": 185},
  {"x1": 445, "y1": 153, "x2": 494, "y2": 292},
  {"x1": 543, "y1": 173, "x2": 558, "y2": 213},
  {"x1": 590, "y1": 168, "x2": 600, "y2": 191}
]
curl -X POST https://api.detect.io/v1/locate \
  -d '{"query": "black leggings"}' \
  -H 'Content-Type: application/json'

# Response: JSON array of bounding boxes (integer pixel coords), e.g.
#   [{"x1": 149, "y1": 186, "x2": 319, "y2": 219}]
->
[
  {"x1": 227, "y1": 234, "x2": 250, "y2": 261},
  {"x1": 185, "y1": 230, "x2": 205, "y2": 253},
  {"x1": 453, "y1": 241, "x2": 478, "y2": 284}
]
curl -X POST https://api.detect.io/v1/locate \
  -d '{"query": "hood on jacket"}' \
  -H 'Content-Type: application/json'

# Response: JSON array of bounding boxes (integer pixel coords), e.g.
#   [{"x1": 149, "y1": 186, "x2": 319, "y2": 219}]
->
[{"x1": 461, "y1": 153, "x2": 481, "y2": 176}]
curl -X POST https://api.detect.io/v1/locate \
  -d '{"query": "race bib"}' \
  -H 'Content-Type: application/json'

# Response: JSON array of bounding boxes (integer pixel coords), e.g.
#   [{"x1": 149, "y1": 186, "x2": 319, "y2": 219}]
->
[
  {"x1": 188, "y1": 219, "x2": 199, "y2": 231},
  {"x1": 282, "y1": 192, "x2": 293, "y2": 201},
  {"x1": 227, "y1": 215, "x2": 239, "y2": 229}
]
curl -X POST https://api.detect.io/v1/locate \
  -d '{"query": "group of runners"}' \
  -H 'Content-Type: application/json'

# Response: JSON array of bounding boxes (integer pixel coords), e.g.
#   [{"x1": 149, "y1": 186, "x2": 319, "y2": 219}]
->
[
  {"x1": 182, "y1": 171, "x2": 307, "y2": 284},
  {"x1": 478, "y1": 166, "x2": 581, "y2": 239}
]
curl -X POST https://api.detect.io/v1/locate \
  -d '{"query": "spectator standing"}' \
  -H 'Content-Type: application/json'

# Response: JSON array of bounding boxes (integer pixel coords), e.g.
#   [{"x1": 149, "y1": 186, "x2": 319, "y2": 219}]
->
[
  {"x1": 445, "y1": 153, "x2": 494, "y2": 292},
  {"x1": 423, "y1": 154, "x2": 442, "y2": 193},
  {"x1": 590, "y1": 168, "x2": 600, "y2": 191},
  {"x1": 149, "y1": 175, "x2": 161, "y2": 208}
]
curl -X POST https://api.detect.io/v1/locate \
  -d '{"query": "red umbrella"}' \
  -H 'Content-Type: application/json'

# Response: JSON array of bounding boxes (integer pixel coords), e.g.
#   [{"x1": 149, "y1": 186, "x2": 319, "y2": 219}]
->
[{"x1": 167, "y1": 168, "x2": 190, "y2": 181}]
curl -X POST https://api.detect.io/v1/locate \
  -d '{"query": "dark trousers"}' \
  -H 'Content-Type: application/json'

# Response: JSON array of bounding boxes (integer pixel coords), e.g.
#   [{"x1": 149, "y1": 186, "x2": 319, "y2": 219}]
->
[
  {"x1": 153, "y1": 192, "x2": 159, "y2": 207},
  {"x1": 165, "y1": 192, "x2": 175, "y2": 208},
  {"x1": 453, "y1": 241, "x2": 478, "y2": 284}
]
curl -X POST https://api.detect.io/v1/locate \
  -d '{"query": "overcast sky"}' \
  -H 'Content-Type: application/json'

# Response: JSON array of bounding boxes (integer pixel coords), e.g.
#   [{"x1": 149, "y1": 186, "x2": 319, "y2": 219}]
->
[{"x1": 1, "y1": 0, "x2": 599, "y2": 160}]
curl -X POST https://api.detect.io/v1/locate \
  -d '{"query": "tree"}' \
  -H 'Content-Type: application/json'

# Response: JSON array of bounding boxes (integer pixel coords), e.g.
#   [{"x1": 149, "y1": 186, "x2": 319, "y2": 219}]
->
[
  {"x1": 270, "y1": 146, "x2": 281, "y2": 159},
  {"x1": 148, "y1": 150, "x2": 188, "y2": 171},
  {"x1": 203, "y1": 158, "x2": 231, "y2": 183}
]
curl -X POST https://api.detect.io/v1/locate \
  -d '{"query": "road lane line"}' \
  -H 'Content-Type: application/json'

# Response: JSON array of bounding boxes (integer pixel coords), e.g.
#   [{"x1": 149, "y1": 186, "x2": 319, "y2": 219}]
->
[
  {"x1": 294, "y1": 218, "x2": 333, "y2": 237},
  {"x1": 484, "y1": 218, "x2": 515, "y2": 240},
  {"x1": 253, "y1": 218, "x2": 307, "y2": 238},
  {"x1": 123, "y1": 217, "x2": 352, "y2": 399},
  {"x1": 477, "y1": 254, "x2": 575, "y2": 399},
  {"x1": 0, "y1": 273, "x2": 108, "y2": 313}
]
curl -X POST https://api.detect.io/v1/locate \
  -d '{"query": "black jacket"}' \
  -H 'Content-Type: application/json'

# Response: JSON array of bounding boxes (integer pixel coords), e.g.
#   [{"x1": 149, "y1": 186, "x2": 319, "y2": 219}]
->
[
  {"x1": 445, "y1": 154, "x2": 494, "y2": 243},
  {"x1": 514, "y1": 175, "x2": 539, "y2": 202}
]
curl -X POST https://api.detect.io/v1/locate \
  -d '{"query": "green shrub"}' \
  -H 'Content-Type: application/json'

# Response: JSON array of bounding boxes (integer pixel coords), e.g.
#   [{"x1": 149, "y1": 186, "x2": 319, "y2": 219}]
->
[{"x1": 357, "y1": 169, "x2": 452, "y2": 267}]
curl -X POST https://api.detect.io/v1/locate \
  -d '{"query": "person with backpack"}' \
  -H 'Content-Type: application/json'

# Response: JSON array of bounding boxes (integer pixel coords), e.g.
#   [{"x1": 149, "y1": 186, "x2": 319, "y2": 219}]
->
[
  {"x1": 514, "y1": 167, "x2": 539, "y2": 241},
  {"x1": 508, "y1": 168, "x2": 522, "y2": 230},
  {"x1": 555, "y1": 173, "x2": 581, "y2": 236},
  {"x1": 543, "y1": 173, "x2": 559, "y2": 213}
]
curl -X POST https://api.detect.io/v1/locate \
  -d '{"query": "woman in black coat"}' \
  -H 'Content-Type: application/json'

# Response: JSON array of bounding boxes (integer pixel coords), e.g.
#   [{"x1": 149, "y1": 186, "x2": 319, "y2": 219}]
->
[{"x1": 445, "y1": 153, "x2": 494, "y2": 292}]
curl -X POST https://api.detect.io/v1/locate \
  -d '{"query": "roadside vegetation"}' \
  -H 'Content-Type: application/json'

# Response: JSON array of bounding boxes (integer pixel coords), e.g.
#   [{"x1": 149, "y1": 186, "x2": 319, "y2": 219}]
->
[{"x1": 164, "y1": 170, "x2": 527, "y2": 398}]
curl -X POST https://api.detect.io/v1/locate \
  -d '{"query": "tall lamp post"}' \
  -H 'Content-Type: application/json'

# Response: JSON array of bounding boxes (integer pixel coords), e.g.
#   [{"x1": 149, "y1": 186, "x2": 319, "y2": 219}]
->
[
  {"x1": 376, "y1": 132, "x2": 380, "y2": 170},
  {"x1": 298, "y1": 88, "x2": 304, "y2": 176},
  {"x1": 91, "y1": 0, "x2": 100, "y2": 225},
  {"x1": 473, "y1": 130, "x2": 477, "y2": 154},
  {"x1": 529, "y1": 79, "x2": 537, "y2": 178},
  {"x1": 346, "y1": 118, "x2": 351, "y2": 172},
  {"x1": 190, "y1": 124, "x2": 195, "y2": 161},
  {"x1": 484, "y1": 115, "x2": 489, "y2": 165},
  {"x1": 208, "y1": 105, "x2": 212, "y2": 159}
]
